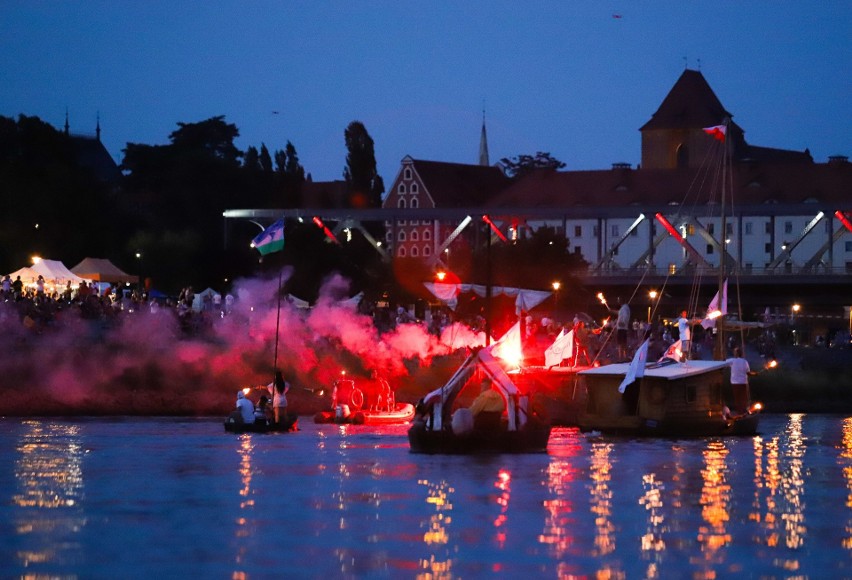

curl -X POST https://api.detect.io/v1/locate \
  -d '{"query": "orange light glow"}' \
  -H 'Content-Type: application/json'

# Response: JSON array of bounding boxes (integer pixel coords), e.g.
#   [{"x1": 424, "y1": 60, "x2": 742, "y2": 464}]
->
[
  {"x1": 707, "y1": 309, "x2": 723, "y2": 320},
  {"x1": 242, "y1": 387, "x2": 251, "y2": 396}
]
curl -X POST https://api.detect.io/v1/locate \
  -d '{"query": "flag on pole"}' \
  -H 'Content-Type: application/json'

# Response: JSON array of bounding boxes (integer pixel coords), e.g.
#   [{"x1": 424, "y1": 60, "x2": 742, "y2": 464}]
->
[
  {"x1": 544, "y1": 328, "x2": 574, "y2": 368},
  {"x1": 658, "y1": 339, "x2": 683, "y2": 362},
  {"x1": 251, "y1": 219, "x2": 285, "y2": 255},
  {"x1": 703, "y1": 125, "x2": 727, "y2": 141},
  {"x1": 701, "y1": 279, "x2": 728, "y2": 329},
  {"x1": 619, "y1": 338, "x2": 649, "y2": 393}
]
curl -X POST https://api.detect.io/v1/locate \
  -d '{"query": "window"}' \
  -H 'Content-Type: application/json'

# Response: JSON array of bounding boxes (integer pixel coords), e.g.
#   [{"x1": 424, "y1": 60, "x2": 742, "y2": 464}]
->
[
  {"x1": 404, "y1": 168, "x2": 412, "y2": 180},
  {"x1": 398, "y1": 183, "x2": 406, "y2": 194},
  {"x1": 765, "y1": 243, "x2": 772, "y2": 253},
  {"x1": 706, "y1": 244, "x2": 714, "y2": 255},
  {"x1": 574, "y1": 246, "x2": 581, "y2": 255},
  {"x1": 611, "y1": 225, "x2": 620, "y2": 237},
  {"x1": 847, "y1": 262, "x2": 852, "y2": 274},
  {"x1": 744, "y1": 263, "x2": 753, "y2": 273},
  {"x1": 423, "y1": 245, "x2": 431, "y2": 256},
  {"x1": 410, "y1": 230, "x2": 419, "y2": 241},
  {"x1": 707, "y1": 223, "x2": 715, "y2": 235},
  {"x1": 398, "y1": 198, "x2": 407, "y2": 209},
  {"x1": 574, "y1": 225, "x2": 582, "y2": 237},
  {"x1": 726, "y1": 223, "x2": 733, "y2": 235},
  {"x1": 411, "y1": 198, "x2": 419, "y2": 209},
  {"x1": 398, "y1": 246, "x2": 406, "y2": 257},
  {"x1": 423, "y1": 230, "x2": 432, "y2": 241},
  {"x1": 410, "y1": 220, "x2": 418, "y2": 226},
  {"x1": 411, "y1": 246, "x2": 419, "y2": 257},
  {"x1": 785, "y1": 221, "x2": 793, "y2": 234},
  {"x1": 385, "y1": 232, "x2": 393, "y2": 242},
  {"x1": 765, "y1": 222, "x2": 772, "y2": 234},
  {"x1": 411, "y1": 183, "x2": 418, "y2": 193},
  {"x1": 398, "y1": 231, "x2": 406, "y2": 242},
  {"x1": 745, "y1": 222, "x2": 753, "y2": 235},
  {"x1": 846, "y1": 241, "x2": 852, "y2": 252}
]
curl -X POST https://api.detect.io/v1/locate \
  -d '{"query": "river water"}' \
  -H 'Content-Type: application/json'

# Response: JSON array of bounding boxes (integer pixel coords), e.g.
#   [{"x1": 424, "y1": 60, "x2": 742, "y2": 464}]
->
[{"x1": 2, "y1": 413, "x2": 851, "y2": 579}]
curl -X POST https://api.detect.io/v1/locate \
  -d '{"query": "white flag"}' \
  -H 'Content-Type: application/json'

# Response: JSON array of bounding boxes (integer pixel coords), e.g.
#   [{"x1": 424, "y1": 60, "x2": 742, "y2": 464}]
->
[
  {"x1": 702, "y1": 279, "x2": 728, "y2": 329},
  {"x1": 619, "y1": 339, "x2": 649, "y2": 393},
  {"x1": 544, "y1": 329, "x2": 574, "y2": 368},
  {"x1": 658, "y1": 339, "x2": 683, "y2": 362}
]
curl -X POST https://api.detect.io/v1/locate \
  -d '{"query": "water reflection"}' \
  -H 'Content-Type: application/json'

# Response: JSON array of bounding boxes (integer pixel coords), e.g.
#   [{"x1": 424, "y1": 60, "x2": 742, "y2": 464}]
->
[
  {"x1": 698, "y1": 440, "x2": 730, "y2": 569},
  {"x1": 840, "y1": 417, "x2": 852, "y2": 550},
  {"x1": 418, "y1": 478, "x2": 454, "y2": 579},
  {"x1": 232, "y1": 435, "x2": 256, "y2": 576},
  {"x1": 12, "y1": 420, "x2": 85, "y2": 568}
]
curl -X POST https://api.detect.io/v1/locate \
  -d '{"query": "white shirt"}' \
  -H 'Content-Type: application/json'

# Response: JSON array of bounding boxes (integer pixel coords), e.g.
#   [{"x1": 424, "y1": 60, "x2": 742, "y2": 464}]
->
[
  {"x1": 617, "y1": 304, "x2": 630, "y2": 330},
  {"x1": 726, "y1": 357, "x2": 751, "y2": 385},
  {"x1": 677, "y1": 317, "x2": 691, "y2": 341}
]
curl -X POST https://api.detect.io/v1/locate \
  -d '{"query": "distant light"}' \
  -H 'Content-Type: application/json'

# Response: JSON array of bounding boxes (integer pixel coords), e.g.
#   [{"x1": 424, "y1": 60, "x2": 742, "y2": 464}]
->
[
  {"x1": 298, "y1": 217, "x2": 304, "y2": 223},
  {"x1": 552, "y1": 281, "x2": 561, "y2": 291},
  {"x1": 31, "y1": 256, "x2": 41, "y2": 265}
]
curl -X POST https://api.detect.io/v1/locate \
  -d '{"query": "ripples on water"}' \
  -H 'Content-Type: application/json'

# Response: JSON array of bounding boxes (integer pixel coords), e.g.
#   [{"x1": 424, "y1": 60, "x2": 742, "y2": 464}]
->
[{"x1": 1, "y1": 414, "x2": 852, "y2": 578}]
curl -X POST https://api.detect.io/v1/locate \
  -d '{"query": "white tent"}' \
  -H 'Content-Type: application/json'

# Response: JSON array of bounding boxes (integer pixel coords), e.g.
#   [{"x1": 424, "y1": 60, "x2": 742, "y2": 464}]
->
[
  {"x1": 192, "y1": 287, "x2": 221, "y2": 311},
  {"x1": 32, "y1": 259, "x2": 85, "y2": 284},
  {"x1": 423, "y1": 282, "x2": 552, "y2": 313}
]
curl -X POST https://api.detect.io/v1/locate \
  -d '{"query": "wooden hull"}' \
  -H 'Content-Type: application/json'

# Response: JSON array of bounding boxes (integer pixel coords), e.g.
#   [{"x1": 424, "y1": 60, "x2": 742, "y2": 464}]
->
[
  {"x1": 407, "y1": 419, "x2": 551, "y2": 455},
  {"x1": 578, "y1": 360, "x2": 761, "y2": 437},
  {"x1": 508, "y1": 366, "x2": 585, "y2": 427},
  {"x1": 314, "y1": 403, "x2": 415, "y2": 425},
  {"x1": 224, "y1": 414, "x2": 299, "y2": 434}
]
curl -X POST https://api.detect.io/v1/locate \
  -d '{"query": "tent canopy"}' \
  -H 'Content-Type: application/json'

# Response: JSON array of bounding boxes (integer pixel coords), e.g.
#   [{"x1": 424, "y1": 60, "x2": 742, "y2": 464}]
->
[
  {"x1": 71, "y1": 257, "x2": 138, "y2": 284},
  {"x1": 32, "y1": 259, "x2": 85, "y2": 284}
]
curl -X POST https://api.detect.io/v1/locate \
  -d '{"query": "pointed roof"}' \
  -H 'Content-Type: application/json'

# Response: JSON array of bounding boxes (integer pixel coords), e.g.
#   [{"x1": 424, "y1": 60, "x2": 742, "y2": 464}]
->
[
  {"x1": 407, "y1": 159, "x2": 509, "y2": 207},
  {"x1": 640, "y1": 69, "x2": 734, "y2": 131},
  {"x1": 479, "y1": 113, "x2": 490, "y2": 166}
]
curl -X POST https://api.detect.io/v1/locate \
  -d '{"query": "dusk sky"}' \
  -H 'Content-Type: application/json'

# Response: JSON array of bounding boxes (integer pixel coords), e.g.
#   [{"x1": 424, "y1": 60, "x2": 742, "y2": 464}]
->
[{"x1": 1, "y1": 2, "x2": 848, "y2": 192}]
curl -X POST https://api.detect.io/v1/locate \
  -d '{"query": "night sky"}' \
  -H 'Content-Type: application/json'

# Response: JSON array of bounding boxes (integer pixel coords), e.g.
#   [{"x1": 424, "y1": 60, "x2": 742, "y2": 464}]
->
[{"x1": 1, "y1": 2, "x2": 848, "y2": 187}]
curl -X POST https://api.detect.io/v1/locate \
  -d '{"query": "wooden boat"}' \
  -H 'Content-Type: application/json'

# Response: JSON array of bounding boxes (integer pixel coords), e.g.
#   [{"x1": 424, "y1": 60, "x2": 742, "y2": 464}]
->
[
  {"x1": 578, "y1": 358, "x2": 761, "y2": 436},
  {"x1": 314, "y1": 402, "x2": 416, "y2": 425},
  {"x1": 224, "y1": 412, "x2": 299, "y2": 434},
  {"x1": 408, "y1": 347, "x2": 551, "y2": 454}
]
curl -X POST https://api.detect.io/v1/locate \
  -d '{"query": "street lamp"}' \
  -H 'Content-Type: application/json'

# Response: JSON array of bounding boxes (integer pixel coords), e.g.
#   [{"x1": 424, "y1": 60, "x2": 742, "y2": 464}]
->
[
  {"x1": 648, "y1": 289, "x2": 658, "y2": 323},
  {"x1": 552, "y1": 281, "x2": 561, "y2": 316},
  {"x1": 135, "y1": 252, "x2": 143, "y2": 292}
]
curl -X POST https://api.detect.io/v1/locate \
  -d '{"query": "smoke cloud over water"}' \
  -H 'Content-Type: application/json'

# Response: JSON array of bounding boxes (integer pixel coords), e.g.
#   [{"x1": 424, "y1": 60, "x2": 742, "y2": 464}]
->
[{"x1": 0, "y1": 269, "x2": 486, "y2": 416}]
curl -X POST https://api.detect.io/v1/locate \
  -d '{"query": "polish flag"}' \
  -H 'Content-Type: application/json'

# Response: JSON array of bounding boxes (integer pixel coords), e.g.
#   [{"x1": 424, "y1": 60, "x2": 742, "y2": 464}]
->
[{"x1": 703, "y1": 125, "x2": 727, "y2": 141}]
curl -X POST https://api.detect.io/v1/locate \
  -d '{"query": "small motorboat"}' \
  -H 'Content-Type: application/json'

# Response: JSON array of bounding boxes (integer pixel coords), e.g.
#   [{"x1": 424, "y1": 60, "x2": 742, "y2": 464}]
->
[
  {"x1": 314, "y1": 402, "x2": 416, "y2": 425},
  {"x1": 224, "y1": 412, "x2": 299, "y2": 434}
]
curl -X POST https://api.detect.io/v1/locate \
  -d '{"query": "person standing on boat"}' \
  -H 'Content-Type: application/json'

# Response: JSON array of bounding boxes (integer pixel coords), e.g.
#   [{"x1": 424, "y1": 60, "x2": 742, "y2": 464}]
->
[
  {"x1": 268, "y1": 370, "x2": 289, "y2": 424},
  {"x1": 676, "y1": 310, "x2": 702, "y2": 359},
  {"x1": 610, "y1": 299, "x2": 631, "y2": 360},
  {"x1": 236, "y1": 391, "x2": 255, "y2": 423},
  {"x1": 725, "y1": 347, "x2": 752, "y2": 414}
]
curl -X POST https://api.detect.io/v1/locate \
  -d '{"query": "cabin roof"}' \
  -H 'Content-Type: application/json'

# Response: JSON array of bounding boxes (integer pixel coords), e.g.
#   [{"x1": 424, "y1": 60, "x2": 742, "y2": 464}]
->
[{"x1": 579, "y1": 359, "x2": 729, "y2": 380}]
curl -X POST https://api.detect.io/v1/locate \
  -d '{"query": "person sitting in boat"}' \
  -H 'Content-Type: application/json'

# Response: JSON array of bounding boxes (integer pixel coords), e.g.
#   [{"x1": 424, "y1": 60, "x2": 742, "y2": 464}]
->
[
  {"x1": 366, "y1": 369, "x2": 393, "y2": 412},
  {"x1": 254, "y1": 395, "x2": 271, "y2": 424},
  {"x1": 267, "y1": 370, "x2": 289, "y2": 424},
  {"x1": 725, "y1": 347, "x2": 753, "y2": 414},
  {"x1": 236, "y1": 390, "x2": 255, "y2": 424},
  {"x1": 469, "y1": 378, "x2": 506, "y2": 431}
]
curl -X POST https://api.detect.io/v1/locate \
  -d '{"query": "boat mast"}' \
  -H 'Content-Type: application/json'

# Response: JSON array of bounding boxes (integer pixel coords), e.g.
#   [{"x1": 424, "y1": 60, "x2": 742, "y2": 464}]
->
[{"x1": 714, "y1": 118, "x2": 730, "y2": 360}]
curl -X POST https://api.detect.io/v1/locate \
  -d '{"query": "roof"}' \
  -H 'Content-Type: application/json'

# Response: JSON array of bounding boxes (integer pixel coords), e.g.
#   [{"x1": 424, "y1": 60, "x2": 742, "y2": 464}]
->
[
  {"x1": 71, "y1": 257, "x2": 138, "y2": 284},
  {"x1": 579, "y1": 359, "x2": 729, "y2": 380},
  {"x1": 640, "y1": 69, "x2": 734, "y2": 131},
  {"x1": 69, "y1": 135, "x2": 122, "y2": 183},
  {"x1": 407, "y1": 159, "x2": 510, "y2": 207},
  {"x1": 486, "y1": 160, "x2": 852, "y2": 209}
]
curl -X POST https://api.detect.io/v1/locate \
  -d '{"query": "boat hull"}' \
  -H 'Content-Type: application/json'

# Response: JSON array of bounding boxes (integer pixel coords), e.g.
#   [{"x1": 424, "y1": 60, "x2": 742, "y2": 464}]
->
[
  {"x1": 578, "y1": 360, "x2": 761, "y2": 436},
  {"x1": 408, "y1": 419, "x2": 551, "y2": 454},
  {"x1": 224, "y1": 414, "x2": 299, "y2": 434},
  {"x1": 314, "y1": 403, "x2": 415, "y2": 425}
]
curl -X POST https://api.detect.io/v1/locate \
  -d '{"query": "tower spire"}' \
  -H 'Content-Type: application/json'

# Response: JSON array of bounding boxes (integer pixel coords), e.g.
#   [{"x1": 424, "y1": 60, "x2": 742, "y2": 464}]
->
[
  {"x1": 96, "y1": 112, "x2": 101, "y2": 142},
  {"x1": 64, "y1": 107, "x2": 69, "y2": 135},
  {"x1": 479, "y1": 107, "x2": 489, "y2": 166}
]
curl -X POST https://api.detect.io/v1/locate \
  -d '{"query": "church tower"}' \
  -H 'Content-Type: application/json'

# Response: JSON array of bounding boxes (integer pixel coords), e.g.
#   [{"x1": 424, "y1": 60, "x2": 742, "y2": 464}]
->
[{"x1": 478, "y1": 111, "x2": 489, "y2": 166}]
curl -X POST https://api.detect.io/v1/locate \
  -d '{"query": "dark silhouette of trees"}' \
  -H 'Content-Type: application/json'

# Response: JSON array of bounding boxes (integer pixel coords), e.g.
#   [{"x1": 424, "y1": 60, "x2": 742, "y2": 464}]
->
[
  {"x1": 0, "y1": 114, "x2": 123, "y2": 273},
  {"x1": 499, "y1": 152, "x2": 566, "y2": 179},
  {"x1": 343, "y1": 121, "x2": 384, "y2": 209}
]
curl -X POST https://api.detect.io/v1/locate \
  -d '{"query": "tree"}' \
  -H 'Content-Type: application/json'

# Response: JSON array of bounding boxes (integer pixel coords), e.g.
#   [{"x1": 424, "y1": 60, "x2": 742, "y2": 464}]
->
[
  {"x1": 259, "y1": 143, "x2": 273, "y2": 173},
  {"x1": 276, "y1": 141, "x2": 305, "y2": 208},
  {"x1": 169, "y1": 116, "x2": 242, "y2": 166},
  {"x1": 499, "y1": 152, "x2": 566, "y2": 179},
  {"x1": 244, "y1": 146, "x2": 260, "y2": 170},
  {"x1": 342, "y1": 121, "x2": 384, "y2": 208}
]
